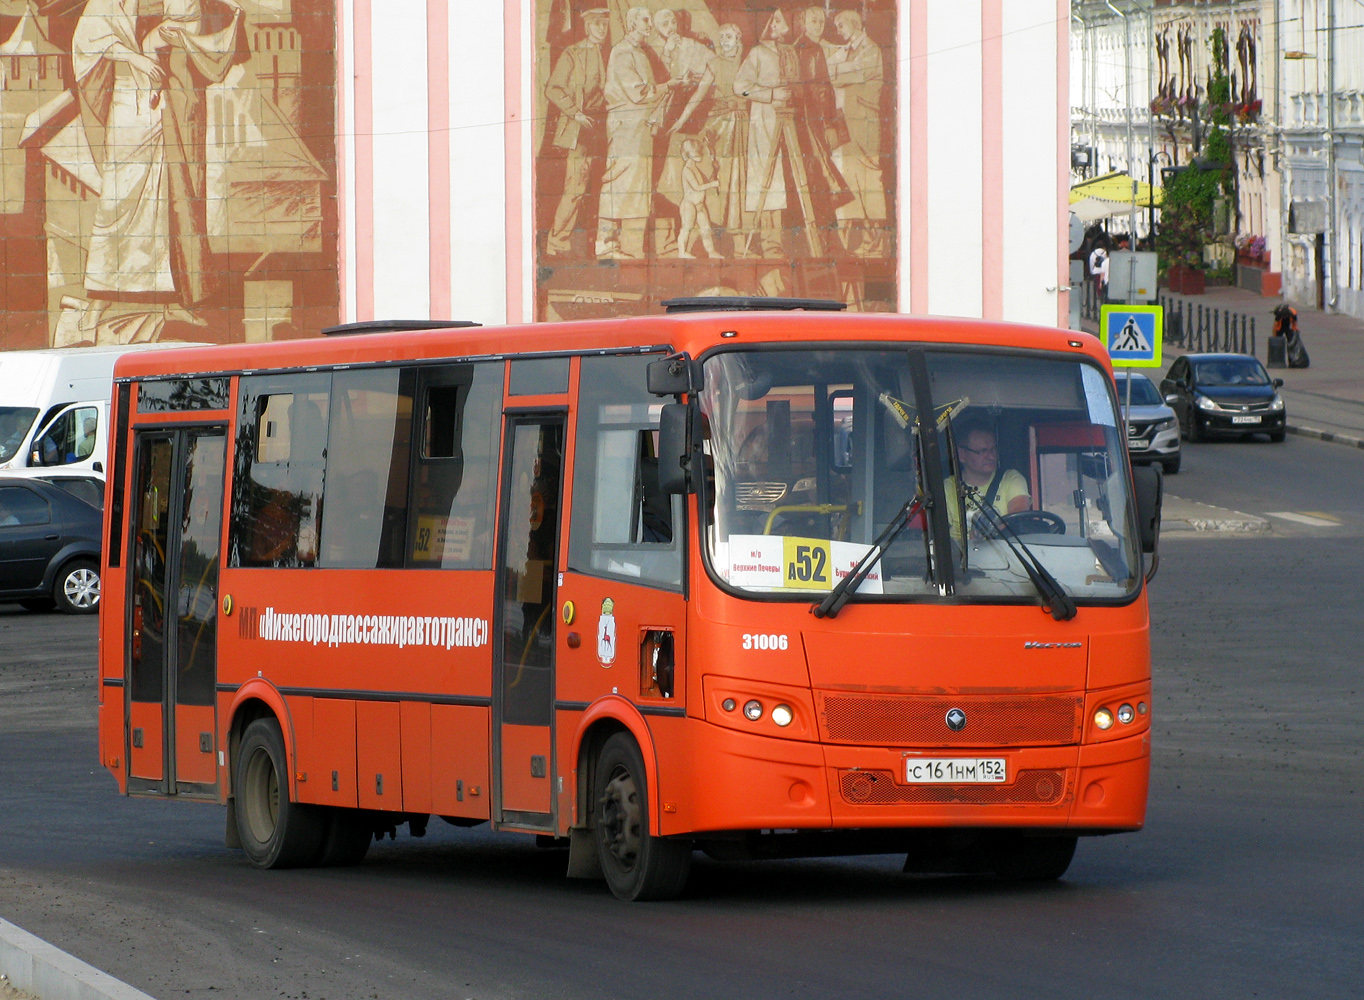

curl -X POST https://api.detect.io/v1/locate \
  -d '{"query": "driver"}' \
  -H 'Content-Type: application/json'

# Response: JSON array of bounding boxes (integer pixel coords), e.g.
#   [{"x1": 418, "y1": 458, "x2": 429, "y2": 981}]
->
[{"x1": 945, "y1": 415, "x2": 1031, "y2": 536}]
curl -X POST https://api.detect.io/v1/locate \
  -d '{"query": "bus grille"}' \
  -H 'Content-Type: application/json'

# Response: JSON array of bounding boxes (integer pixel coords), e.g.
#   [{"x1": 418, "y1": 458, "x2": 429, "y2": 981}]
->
[
  {"x1": 818, "y1": 693, "x2": 1082, "y2": 746},
  {"x1": 839, "y1": 769, "x2": 1068, "y2": 806}
]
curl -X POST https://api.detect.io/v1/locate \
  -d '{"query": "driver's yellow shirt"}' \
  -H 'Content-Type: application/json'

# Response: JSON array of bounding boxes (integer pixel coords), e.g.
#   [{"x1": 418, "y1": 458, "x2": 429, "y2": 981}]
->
[{"x1": 944, "y1": 468, "x2": 1030, "y2": 537}]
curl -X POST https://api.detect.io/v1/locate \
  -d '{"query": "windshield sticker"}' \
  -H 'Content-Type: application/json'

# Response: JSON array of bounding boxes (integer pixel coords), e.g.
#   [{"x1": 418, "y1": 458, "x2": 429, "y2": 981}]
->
[
  {"x1": 728, "y1": 535, "x2": 883, "y2": 594},
  {"x1": 1081, "y1": 366, "x2": 1117, "y2": 427},
  {"x1": 248, "y1": 607, "x2": 488, "y2": 649}
]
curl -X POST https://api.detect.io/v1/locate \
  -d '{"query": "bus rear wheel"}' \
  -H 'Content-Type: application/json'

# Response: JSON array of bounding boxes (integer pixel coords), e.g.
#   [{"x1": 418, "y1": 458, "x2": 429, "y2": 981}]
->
[
  {"x1": 990, "y1": 834, "x2": 1077, "y2": 881},
  {"x1": 234, "y1": 718, "x2": 325, "y2": 868},
  {"x1": 593, "y1": 733, "x2": 691, "y2": 901}
]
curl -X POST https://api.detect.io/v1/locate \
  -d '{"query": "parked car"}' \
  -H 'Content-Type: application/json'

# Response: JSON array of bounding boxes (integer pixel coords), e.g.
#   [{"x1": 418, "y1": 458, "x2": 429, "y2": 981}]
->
[
  {"x1": 1160, "y1": 353, "x2": 1286, "y2": 443},
  {"x1": 1115, "y1": 371, "x2": 1181, "y2": 474},
  {"x1": 0, "y1": 476, "x2": 101, "y2": 614}
]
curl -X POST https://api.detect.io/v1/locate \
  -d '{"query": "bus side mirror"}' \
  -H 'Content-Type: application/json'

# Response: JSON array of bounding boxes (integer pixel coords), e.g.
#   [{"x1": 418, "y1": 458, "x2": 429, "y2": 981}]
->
[
  {"x1": 657, "y1": 403, "x2": 695, "y2": 495},
  {"x1": 647, "y1": 353, "x2": 702, "y2": 397},
  {"x1": 1131, "y1": 464, "x2": 1162, "y2": 578}
]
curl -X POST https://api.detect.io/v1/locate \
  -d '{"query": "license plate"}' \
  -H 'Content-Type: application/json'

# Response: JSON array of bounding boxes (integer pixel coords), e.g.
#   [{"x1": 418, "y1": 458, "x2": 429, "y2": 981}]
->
[
  {"x1": 904, "y1": 758, "x2": 1007, "y2": 783},
  {"x1": 1231, "y1": 415, "x2": 1261, "y2": 424}
]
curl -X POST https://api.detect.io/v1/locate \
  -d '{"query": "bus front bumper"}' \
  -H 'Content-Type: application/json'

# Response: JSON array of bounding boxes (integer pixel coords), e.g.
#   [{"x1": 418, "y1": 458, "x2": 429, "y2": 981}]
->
[{"x1": 658, "y1": 721, "x2": 1149, "y2": 837}]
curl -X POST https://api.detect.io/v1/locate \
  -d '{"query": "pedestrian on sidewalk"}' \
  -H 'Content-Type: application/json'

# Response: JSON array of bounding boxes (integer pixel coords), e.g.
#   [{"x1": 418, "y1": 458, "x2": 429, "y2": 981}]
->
[{"x1": 1273, "y1": 304, "x2": 1311, "y2": 368}]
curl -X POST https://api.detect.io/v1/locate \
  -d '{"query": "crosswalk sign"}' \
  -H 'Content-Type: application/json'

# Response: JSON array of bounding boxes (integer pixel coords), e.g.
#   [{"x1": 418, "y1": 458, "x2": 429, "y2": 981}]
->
[{"x1": 1099, "y1": 304, "x2": 1163, "y2": 368}]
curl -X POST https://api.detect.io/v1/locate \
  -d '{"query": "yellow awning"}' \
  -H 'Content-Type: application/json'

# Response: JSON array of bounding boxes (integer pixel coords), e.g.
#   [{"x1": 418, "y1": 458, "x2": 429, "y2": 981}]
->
[{"x1": 1070, "y1": 171, "x2": 1162, "y2": 208}]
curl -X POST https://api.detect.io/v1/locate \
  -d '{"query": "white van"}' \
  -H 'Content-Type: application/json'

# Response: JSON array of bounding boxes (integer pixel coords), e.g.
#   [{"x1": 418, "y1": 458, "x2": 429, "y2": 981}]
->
[{"x1": 0, "y1": 345, "x2": 204, "y2": 481}]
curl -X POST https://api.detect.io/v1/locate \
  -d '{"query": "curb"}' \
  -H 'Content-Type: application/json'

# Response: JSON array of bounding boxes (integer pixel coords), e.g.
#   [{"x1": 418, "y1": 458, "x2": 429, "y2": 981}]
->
[
  {"x1": 0, "y1": 918, "x2": 156, "y2": 1000},
  {"x1": 1285, "y1": 424, "x2": 1364, "y2": 450}
]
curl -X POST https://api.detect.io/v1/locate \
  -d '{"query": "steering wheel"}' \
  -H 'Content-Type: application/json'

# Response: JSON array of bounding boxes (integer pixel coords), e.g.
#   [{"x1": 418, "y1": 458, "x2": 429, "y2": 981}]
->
[{"x1": 1000, "y1": 510, "x2": 1066, "y2": 535}]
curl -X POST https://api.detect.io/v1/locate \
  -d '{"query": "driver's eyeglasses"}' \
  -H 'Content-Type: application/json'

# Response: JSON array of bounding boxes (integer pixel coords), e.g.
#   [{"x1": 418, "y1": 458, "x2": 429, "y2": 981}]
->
[{"x1": 959, "y1": 444, "x2": 997, "y2": 456}]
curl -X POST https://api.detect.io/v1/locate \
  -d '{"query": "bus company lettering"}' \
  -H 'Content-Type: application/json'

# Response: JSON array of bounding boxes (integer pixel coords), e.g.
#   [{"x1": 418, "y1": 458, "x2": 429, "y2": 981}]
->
[{"x1": 255, "y1": 607, "x2": 489, "y2": 650}]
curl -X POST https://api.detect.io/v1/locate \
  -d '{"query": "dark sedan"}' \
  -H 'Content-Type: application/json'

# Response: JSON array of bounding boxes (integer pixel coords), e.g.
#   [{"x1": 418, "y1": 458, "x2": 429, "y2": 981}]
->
[
  {"x1": 1160, "y1": 353, "x2": 1286, "y2": 443},
  {"x1": 0, "y1": 476, "x2": 101, "y2": 613}
]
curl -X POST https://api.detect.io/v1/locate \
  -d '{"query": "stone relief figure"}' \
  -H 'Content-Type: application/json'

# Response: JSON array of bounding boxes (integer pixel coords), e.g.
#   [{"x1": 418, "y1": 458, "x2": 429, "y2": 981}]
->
[
  {"x1": 596, "y1": 6, "x2": 677, "y2": 259},
  {"x1": 675, "y1": 20, "x2": 746, "y2": 239},
  {"x1": 791, "y1": 6, "x2": 852, "y2": 235},
  {"x1": 71, "y1": 0, "x2": 247, "y2": 341},
  {"x1": 734, "y1": 10, "x2": 795, "y2": 258},
  {"x1": 828, "y1": 9, "x2": 885, "y2": 258},
  {"x1": 651, "y1": 8, "x2": 713, "y2": 256},
  {"x1": 544, "y1": 7, "x2": 609, "y2": 257}
]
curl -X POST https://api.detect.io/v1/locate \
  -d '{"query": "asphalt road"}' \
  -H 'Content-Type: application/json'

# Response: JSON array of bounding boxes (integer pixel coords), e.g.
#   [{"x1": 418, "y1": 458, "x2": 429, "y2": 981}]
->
[{"x1": 0, "y1": 437, "x2": 1361, "y2": 999}]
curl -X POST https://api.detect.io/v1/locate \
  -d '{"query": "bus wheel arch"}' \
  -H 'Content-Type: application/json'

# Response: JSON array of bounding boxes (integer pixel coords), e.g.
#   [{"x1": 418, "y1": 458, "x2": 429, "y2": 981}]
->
[{"x1": 570, "y1": 699, "x2": 659, "y2": 836}]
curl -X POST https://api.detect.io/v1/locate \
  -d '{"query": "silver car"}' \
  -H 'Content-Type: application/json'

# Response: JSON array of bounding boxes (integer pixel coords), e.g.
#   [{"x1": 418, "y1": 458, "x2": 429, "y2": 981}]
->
[{"x1": 1115, "y1": 371, "x2": 1181, "y2": 474}]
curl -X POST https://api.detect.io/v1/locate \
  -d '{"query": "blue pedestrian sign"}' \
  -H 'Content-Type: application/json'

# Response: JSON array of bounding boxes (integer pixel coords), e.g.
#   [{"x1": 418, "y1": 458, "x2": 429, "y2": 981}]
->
[{"x1": 1099, "y1": 304, "x2": 1163, "y2": 368}]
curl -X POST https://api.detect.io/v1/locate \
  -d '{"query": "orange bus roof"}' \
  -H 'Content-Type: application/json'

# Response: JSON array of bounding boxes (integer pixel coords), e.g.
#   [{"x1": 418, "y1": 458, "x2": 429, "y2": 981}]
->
[{"x1": 112, "y1": 313, "x2": 1108, "y2": 381}]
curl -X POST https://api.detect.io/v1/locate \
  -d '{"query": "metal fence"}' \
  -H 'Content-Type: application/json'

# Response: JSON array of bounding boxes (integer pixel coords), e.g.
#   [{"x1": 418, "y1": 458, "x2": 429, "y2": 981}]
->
[{"x1": 1157, "y1": 294, "x2": 1256, "y2": 357}]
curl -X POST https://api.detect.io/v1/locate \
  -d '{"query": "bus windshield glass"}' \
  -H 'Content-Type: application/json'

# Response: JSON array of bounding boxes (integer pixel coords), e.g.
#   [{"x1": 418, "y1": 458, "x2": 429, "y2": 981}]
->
[
  {"x1": 699, "y1": 348, "x2": 1140, "y2": 603},
  {"x1": 0, "y1": 407, "x2": 39, "y2": 462}
]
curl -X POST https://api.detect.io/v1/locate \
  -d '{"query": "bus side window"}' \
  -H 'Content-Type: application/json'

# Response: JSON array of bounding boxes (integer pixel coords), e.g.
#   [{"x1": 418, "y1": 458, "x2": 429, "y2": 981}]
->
[
  {"x1": 318, "y1": 368, "x2": 415, "y2": 569},
  {"x1": 408, "y1": 361, "x2": 503, "y2": 569},
  {"x1": 230, "y1": 374, "x2": 331, "y2": 568},
  {"x1": 569, "y1": 355, "x2": 682, "y2": 590}
]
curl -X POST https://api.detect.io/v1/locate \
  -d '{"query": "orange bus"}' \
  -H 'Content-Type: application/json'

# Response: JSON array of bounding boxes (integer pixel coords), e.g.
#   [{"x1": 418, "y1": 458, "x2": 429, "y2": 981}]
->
[{"x1": 96, "y1": 299, "x2": 1162, "y2": 901}]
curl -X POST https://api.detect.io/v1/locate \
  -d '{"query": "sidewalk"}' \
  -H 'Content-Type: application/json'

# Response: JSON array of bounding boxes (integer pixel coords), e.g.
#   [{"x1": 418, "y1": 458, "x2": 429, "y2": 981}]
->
[{"x1": 1087, "y1": 284, "x2": 1364, "y2": 446}]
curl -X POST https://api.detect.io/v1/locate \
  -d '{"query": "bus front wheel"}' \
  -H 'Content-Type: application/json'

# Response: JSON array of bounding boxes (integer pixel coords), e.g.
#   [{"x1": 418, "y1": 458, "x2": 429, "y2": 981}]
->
[
  {"x1": 234, "y1": 718, "x2": 326, "y2": 868},
  {"x1": 593, "y1": 733, "x2": 691, "y2": 901},
  {"x1": 990, "y1": 834, "x2": 1077, "y2": 881}
]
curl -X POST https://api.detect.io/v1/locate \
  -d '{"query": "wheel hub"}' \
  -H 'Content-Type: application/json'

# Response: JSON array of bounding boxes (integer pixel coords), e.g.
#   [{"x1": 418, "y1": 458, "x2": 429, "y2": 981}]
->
[
  {"x1": 599, "y1": 766, "x2": 642, "y2": 871},
  {"x1": 65, "y1": 569, "x2": 99, "y2": 609}
]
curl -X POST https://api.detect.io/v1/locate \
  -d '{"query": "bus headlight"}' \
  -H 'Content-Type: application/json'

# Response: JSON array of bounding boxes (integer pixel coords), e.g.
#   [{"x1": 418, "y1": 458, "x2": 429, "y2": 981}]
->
[
  {"x1": 771, "y1": 704, "x2": 793, "y2": 727},
  {"x1": 743, "y1": 699, "x2": 764, "y2": 721},
  {"x1": 1117, "y1": 703, "x2": 1135, "y2": 725},
  {"x1": 1094, "y1": 707, "x2": 1114, "y2": 730}
]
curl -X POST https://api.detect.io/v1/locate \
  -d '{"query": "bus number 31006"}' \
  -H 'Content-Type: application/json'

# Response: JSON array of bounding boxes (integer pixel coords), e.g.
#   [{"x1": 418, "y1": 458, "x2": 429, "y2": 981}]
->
[{"x1": 742, "y1": 633, "x2": 789, "y2": 651}]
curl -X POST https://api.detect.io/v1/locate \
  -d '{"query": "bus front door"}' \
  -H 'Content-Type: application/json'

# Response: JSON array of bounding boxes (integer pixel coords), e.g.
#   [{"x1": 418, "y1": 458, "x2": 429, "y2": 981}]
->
[
  {"x1": 126, "y1": 427, "x2": 227, "y2": 797},
  {"x1": 492, "y1": 415, "x2": 564, "y2": 830}
]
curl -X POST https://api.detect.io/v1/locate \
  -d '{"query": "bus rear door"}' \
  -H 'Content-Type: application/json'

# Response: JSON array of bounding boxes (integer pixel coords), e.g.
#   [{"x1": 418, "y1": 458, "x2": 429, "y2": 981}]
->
[{"x1": 126, "y1": 426, "x2": 227, "y2": 796}]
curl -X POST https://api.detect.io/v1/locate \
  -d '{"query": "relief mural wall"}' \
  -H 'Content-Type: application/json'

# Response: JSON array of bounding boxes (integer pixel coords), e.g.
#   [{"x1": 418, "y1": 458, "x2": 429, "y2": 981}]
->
[
  {"x1": 536, "y1": 0, "x2": 897, "y2": 320},
  {"x1": 0, "y1": 0, "x2": 337, "y2": 349}
]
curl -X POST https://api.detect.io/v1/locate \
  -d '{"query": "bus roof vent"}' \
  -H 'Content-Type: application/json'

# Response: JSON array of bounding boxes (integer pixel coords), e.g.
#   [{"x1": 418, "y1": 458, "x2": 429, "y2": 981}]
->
[
  {"x1": 321, "y1": 319, "x2": 482, "y2": 336},
  {"x1": 660, "y1": 296, "x2": 847, "y2": 315}
]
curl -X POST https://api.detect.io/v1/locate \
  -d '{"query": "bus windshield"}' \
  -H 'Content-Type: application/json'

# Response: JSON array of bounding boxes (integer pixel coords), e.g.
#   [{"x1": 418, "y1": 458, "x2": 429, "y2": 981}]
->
[
  {"x1": 699, "y1": 348, "x2": 1140, "y2": 603},
  {"x1": 0, "y1": 407, "x2": 39, "y2": 463}
]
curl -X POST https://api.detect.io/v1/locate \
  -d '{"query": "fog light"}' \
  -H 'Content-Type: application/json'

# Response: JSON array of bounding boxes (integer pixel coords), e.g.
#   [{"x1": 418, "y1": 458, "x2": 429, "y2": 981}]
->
[
  {"x1": 743, "y1": 699, "x2": 763, "y2": 721},
  {"x1": 771, "y1": 704, "x2": 793, "y2": 727},
  {"x1": 722, "y1": 698, "x2": 736, "y2": 712},
  {"x1": 1094, "y1": 707, "x2": 1114, "y2": 730},
  {"x1": 1117, "y1": 703, "x2": 1135, "y2": 725},
  {"x1": 1137, "y1": 701, "x2": 1148, "y2": 715}
]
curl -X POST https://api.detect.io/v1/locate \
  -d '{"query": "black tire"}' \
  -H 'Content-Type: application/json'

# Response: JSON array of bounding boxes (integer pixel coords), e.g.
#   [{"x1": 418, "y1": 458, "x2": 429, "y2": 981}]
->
[
  {"x1": 315, "y1": 808, "x2": 373, "y2": 867},
  {"x1": 593, "y1": 733, "x2": 692, "y2": 901},
  {"x1": 52, "y1": 559, "x2": 99, "y2": 614},
  {"x1": 1269, "y1": 430, "x2": 1286, "y2": 443},
  {"x1": 1162, "y1": 457, "x2": 1181, "y2": 475},
  {"x1": 990, "y1": 834, "x2": 1077, "y2": 881},
  {"x1": 19, "y1": 598, "x2": 55, "y2": 612},
  {"x1": 234, "y1": 718, "x2": 326, "y2": 868},
  {"x1": 1186, "y1": 413, "x2": 1204, "y2": 443}
]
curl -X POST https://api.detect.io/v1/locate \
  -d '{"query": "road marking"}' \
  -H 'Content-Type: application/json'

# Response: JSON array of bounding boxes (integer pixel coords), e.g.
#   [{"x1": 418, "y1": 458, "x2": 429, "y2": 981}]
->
[{"x1": 1266, "y1": 512, "x2": 1341, "y2": 527}]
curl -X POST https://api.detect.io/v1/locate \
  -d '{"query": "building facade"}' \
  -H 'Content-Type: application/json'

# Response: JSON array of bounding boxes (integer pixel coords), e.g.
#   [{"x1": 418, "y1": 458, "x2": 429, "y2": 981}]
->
[
  {"x1": 1072, "y1": 0, "x2": 1364, "y2": 321},
  {"x1": 0, "y1": 1, "x2": 1072, "y2": 350}
]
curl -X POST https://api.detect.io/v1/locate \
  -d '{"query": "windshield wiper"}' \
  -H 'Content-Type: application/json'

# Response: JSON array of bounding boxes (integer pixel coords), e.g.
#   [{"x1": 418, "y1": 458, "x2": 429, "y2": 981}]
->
[
  {"x1": 964, "y1": 494, "x2": 1078, "y2": 622},
  {"x1": 811, "y1": 490, "x2": 927, "y2": 620}
]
